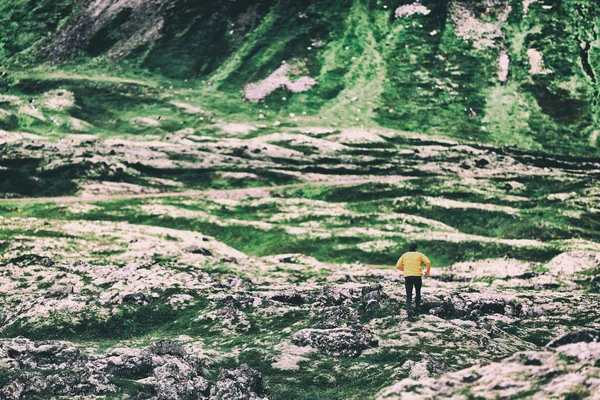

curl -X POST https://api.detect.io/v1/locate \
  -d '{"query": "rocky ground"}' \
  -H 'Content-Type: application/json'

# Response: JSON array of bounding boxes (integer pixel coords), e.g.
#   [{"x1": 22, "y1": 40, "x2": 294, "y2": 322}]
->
[
  {"x1": 1, "y1": 121, "x2": 599, "y2": 399},
  {"x1": 0, "y1": 0, "x2": 599, "y2": 398}
]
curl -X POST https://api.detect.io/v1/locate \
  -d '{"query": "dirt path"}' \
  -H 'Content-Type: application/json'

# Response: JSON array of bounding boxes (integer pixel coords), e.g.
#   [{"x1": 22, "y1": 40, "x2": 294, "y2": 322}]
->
[{"x1": 0, "y1": 176, "x2": 387, "y2": 205}]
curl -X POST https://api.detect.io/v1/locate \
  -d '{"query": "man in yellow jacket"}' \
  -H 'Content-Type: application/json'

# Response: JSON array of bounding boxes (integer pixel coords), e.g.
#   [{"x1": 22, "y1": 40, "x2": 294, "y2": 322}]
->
[{"x1": 396, "y1": 241, "x2": 431, "y2": 321}]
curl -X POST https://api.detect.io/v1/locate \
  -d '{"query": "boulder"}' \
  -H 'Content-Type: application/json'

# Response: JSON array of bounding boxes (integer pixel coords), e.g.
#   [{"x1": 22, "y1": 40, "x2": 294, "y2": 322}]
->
[
  {"x1": 211, "y1": 364, "x2": 268, "y2": 400},
  {"x1": 153, "y1": 359, "x2": 211, "y2": 400},
  {"x1": 0, "y1": 339, "x2": 219, "y2": 399},
  {"x1": 546, "y1": 252, "x2": 600, "y2": 276},
  {"x1": 203, "y1": 306, "x2": 252, "y2": 332},
  {"x1": 147, "y1": 339, "x2": 187, "y2": 358},
  {"x1": 315, "y1": 285, "x2": 357, "y2": 306},
  {"x1": 122, "y1": 292, "x2": 147, "y2": 306},
  {"x1": 265, "y1": 290, "x2": 305, "y2": 305},
  {"x1": 292, "y1": 323, "x2": 377, "y2": 357},
  {"x1": 216, "y1": 276, "x2": 253, "y2": 290},
  {"x1": 184, "y1": 245, "x2": 213, "y2": 257},
  {"x1": 424, "y1": 294, "x2": 518, "y2": 320},
  {"x1": 475, "y1": 156, "x2": 491, "y2": 168},
  {"x1": 100, "y1": 348, "x2": 154, "y2": 379},
  {"x1": 44, "y1": 285, "x2": 74, "y2": 299},
  {"x1": 315, "y1": 306, "x2": 358, "y2": 329},
  {"x1": 221, "y1": 293, "x2": 259, "y2": 310},
  {"x1": 0, "y1": 339, "x2": 81, "y2": 369},
  {"x1": 546, "y1": 329, "x2": 600, "y2": 348}
]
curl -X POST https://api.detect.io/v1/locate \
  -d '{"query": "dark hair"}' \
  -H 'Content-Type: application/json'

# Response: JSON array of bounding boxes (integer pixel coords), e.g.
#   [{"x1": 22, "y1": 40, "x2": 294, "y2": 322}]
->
[{"x1": 409, "y1": 241, "x2": 418, "y2": 251}]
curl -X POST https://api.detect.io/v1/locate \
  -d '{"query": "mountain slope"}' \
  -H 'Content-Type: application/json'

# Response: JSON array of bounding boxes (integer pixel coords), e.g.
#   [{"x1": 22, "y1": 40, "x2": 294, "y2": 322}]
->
[{"x1": 0, "y1": 0, "x2": 599, "y2": 153}]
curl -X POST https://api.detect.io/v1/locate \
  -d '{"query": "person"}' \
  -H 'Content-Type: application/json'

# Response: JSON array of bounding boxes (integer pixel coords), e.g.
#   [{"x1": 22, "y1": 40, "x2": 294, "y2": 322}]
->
[{"x1": 396, "y1": 241, "x2": 431, "y2": 321}]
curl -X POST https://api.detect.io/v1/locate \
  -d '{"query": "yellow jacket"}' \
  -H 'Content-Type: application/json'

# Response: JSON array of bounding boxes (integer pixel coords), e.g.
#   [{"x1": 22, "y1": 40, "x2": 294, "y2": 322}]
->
[{"x1": 396, "y1": 251, "x2": 431, "y2": 277}]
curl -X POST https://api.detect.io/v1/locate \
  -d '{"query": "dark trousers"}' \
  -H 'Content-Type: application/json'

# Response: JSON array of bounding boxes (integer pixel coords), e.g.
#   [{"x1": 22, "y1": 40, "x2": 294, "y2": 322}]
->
[{"x1": 405, "y1": 276, "x2": 422, "y2": 311}]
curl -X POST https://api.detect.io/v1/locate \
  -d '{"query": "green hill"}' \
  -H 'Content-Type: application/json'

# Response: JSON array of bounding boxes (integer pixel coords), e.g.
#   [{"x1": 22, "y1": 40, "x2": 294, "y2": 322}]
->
[{"x1": 0, "y1": 0, "x2": 599, "y2": 154}]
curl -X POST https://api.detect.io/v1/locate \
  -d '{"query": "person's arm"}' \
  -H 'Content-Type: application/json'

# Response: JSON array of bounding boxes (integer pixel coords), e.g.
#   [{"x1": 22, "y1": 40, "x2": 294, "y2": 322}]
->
[
  {"x1": 422, "y1": 254, "x2": 431, "y2": 276},
  {"x1": 396, "y1": 255, "x2": 404, "y2": 271}
]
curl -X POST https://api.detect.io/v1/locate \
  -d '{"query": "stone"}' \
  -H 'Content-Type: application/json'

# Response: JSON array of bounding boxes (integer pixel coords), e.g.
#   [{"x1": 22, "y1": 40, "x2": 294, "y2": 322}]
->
[
  {"x1": 266, "y1": 290, "x2": 305, "y2": 305},
  {"x1": 122, "y1": 292, "x2": 147, "y2": 306},
  {"x1": 546, "y1": 329, "x2": 600, "y2": 348},
  {"x1": 315, "y1": 306, "x2": 358, "y2": 329},
  {"x1": 184, "y1": 245, "x2": 213, "y2": 256},
  {"x1": 211, "y1": 364, "x2": 268, "y2": 400},
  {"x1": 44, "y1": 285, "x2": 74, "y2": 299},
  {"x1": 147, "y1": 339, "x2": 187, "y2": 358},
  {"x1": 217, "y1": 276, "x2": 253, "y2": 290},
  {"x1": 315, "y1": 285, "x2": 357, "y2": 306},
  {"x1": 203, "y1": 306, "x2": 252, "y2": 332},
  {"x1": 475, "y1": 156, "x2": 491, "y2": 168},
  {"x1": 292, "y1": 323, "x2": 377, "y2": 357}
]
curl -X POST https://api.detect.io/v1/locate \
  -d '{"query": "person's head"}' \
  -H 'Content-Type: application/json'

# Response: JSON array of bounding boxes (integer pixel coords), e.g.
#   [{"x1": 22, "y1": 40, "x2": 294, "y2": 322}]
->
[{"x1": 409, "y1": 241, "x2": 418, "y2": 251}]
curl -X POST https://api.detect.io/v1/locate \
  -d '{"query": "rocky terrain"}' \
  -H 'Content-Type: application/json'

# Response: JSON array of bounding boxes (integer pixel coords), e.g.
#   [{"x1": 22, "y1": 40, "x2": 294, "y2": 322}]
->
[
  {"x1": 1, "y1": 122, "x2": 599, "y2": 399},
  {"x1": 1, "y1": 0, "x2": 600, "y2": 399}
]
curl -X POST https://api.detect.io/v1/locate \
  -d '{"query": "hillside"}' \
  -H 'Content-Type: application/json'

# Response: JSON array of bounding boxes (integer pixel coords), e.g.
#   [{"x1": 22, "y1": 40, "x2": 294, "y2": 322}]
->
[
  {"x1": 0, "y1": 0, "x2": 598, "y2": 153},
  {"x1": 0, "y1": 1, "x2": 600, "y2": 399}
]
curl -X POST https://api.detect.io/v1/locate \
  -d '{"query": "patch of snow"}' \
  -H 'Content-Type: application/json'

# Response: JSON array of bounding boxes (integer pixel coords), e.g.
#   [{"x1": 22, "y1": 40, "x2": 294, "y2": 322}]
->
[
  {"x1": 41, "y1": 90, "x2": 75, "y2": 111},
  {"x1": 546, "y1": 252, "x2": 600, "y2": 276},
  {"x1": 250, "y1": 132, "x2": 347, "y2": 152},
  {"x1": 498, "y1": 50, "x2": 510, "y2": 83},
  {"x1": 67, "y1": 203, "x2": 102, "y2": 214},
  {"x1": 327, "y1": 128, "x2": 386, "y2": 144},
  {"x1": 395, "y1": 4, "x2": 431, "y2": 18},
  {"x1": 18, "y1": 104, "x2": 46, "y2": 121},
  {"x1": 523, "y1": 0, "x2": 537, "y2": 15},
  {"x1": 131, "y1": 117, "x2": 160, "y2": 127},
  {"x1": 243, "y1": 64, "x2": 317, "y2": 102},
  {"x1": 220, "y1": 123, "x2": 257, "y2": 135},
  {"x1": 547, "y1": 192, "x2": 577, "y2": 201},
  {"x1": 170, "y1": 101, "x2": 204, "y2": 114},
  {"x1": 451, "y1": 0, "x2": 511, "y2": 50},
  {"x1": 217, "y1": 172, "x2": 261, "y2": 180},
  {"x1": 272, "y1": 353, "x2": 308, "y2": 371},
  {"x1": 80, "y1": 182, "x2": 160, "y2": 197},
  {"x1": 425, "y1": 196, "x2": 520, "y2": 215},
  {"x1": 527, "y1": 48, "x2": 552, "y2": 74},
  {"x1": 69, "y1": 118, "x2": 92, "y2": 131}
]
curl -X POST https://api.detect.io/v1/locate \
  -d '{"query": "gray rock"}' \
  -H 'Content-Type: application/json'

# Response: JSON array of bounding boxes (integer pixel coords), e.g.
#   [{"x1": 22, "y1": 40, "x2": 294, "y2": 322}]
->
[
  {"x1": 101, "y1": 348, "x2": 154, "y2": 379},
  {"x1": 122, "y1": 292, "x2": 148, "y2": 306},
  {"x1": 424, "y1": 294, "x2": 518, "y2": 320},
  {"x1": 211, "y1": 364, "x2": 268, "y2": 400},
  {"x1": 266, "y1": 290, "x2": 305, "y2": 305},
  {"x1": 315, "y1": 306, "x2": 358, "y2": 329},
  {"x1": 204, "y1": 306, "x2": 252, "y2": 332},
  {"x1": 184, "y1": 245, "x2": 213, "y2": 256},
  {"x1": 475, "y1": 156, "x2": 491, "y2": 168},
  {"x1": 326, "y1": 273, "x2": 358, "y2": 283},
  {"x1": 217, "y1": 276, "x2": 253, "y2": 289},
  {"x1": 44, "y1": 285, "x2": 74, "y2": 299},
  {"x1": 153, "y1": 359, "x2": 211, "y2": 400},
  {"x1": 147, "y1": 339, "x2": 187, "y2": 358},
  {"x1": 222, "y1": 293, "x2": 258, "y2": 310},
  {"x1": 292, "y1": 323, "x2": 377, "y2": 357},
  {"x1": 546, "y1": 329, "x2": 600, "y2": 348},
  {"x1": 0, "y1": 339, "x2": 216, "y2": 399},
  {"x1": 0, "y1": 339, "x2": 81, "y2": 369},
  {"x1": 315, "y1": 285, "x2": 357, "y2": 306}
]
